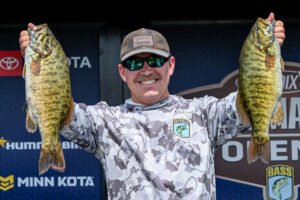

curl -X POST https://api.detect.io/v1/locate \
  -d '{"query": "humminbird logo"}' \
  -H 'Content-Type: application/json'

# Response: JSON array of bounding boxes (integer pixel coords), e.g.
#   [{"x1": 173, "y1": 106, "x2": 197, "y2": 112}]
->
[
  {"x1": 0, "y1": 175, "x2": 94, "y2": 190},
  {"x1": 0, "y1": 175, "x2": 14, "y2": 191},
  {"x1": 177, "y1": 61, "x2": 300, "y2": 200},
  {"x1": 0, "y1": 137, "x2": 8, "y2": 148},
  {"x1": 4, "y1": 141, "x2": 80, "y2": 150}
]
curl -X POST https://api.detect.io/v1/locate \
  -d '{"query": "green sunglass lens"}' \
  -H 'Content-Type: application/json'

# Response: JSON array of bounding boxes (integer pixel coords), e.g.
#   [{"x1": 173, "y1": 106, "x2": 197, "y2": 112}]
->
[
  {"x1": 147, "y1": 57, "x2": 165, "y2": 67},
  {"x1": 135, "y1": 60, "x2": 144, "y2": 69},
  {"x1": 123, "y1": 55, "x2": 168, "y2": 71}
]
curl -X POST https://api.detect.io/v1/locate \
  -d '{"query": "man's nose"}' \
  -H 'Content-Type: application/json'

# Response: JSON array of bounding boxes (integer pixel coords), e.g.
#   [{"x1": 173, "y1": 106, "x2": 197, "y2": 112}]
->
[{"x1": 141, "y1": 62, "x2": 153, "y2": 75}]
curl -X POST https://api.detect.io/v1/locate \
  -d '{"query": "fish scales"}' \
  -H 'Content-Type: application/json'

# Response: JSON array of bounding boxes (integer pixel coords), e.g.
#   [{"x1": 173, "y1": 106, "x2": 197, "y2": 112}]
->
[
  {"x1": 23, "y1": 24, "x2": 73, "y2": 175},
  {"x1": 237, "y1": 17, "x2": 284, "y2": 164}
]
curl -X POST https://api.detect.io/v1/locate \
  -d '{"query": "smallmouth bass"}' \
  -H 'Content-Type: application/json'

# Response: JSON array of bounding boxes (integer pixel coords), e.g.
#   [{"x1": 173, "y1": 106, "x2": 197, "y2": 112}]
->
[
  {"x1": 237, "y1": 17, "x2": 284, "y2": 164},
  {"x1": 23, "y1": 24, "x2": 74, "y2": 175}
]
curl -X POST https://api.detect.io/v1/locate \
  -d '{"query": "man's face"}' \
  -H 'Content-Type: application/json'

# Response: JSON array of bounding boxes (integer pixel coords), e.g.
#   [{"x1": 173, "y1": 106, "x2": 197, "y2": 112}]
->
[{"x1": 118, "y1": 53, "x2": 175, "y2": 105}]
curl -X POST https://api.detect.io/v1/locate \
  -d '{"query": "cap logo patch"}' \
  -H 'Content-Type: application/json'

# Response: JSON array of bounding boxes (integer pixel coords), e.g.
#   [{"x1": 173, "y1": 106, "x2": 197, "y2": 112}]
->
[{"x1": 133, "y1": 35, "x2": 153, "y2": 48}]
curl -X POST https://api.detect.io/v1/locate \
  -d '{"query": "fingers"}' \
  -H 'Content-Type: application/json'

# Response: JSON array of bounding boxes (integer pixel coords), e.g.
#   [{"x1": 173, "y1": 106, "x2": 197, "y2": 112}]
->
[
  {"x1": 19, "y1": 30, "x2": 30, "y2": 57},
  {"x1": 266, "y1": 13, "x2": 286, "y2": 46},
  {"x1": 266, "y1": 12, "x2": 275, "y2": 22},
  {"x1": 19, "y1": 23, "x2": 36, "y2": 56},
  {"x1": 274, "y1": 20, "x2": 286, "y2": 46},
  {"x1": 28, "y1": 23, "x2": 35, "y2": 31},
  {"x1": 275, "y1": 20, "x2": 285, "y2": 31}
]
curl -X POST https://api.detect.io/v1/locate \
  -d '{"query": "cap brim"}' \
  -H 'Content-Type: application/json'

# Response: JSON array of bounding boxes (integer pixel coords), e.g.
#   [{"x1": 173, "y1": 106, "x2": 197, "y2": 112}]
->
[{"x1": 121, "y1": 48, "x2": 170, "y2": 61}]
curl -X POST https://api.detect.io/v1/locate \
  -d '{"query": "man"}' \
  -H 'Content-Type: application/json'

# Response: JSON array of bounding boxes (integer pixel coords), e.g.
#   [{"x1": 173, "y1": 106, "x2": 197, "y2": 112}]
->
[{"x1": 19, "y1": 12, "x2": 285, "y2": 199}]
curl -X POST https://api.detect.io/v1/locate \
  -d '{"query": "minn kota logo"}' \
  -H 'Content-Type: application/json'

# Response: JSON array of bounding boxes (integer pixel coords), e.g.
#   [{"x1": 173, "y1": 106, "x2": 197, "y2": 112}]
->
[
  {"x1": 0, "y1": 175, "x2": 14, "y2": 191},
  {"x1": 265, "y1": 165, "x2": 295, "y2": 200}
]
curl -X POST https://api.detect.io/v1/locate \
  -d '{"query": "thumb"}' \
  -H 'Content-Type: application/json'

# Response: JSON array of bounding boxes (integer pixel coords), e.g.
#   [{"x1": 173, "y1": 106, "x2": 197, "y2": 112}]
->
[
  {"x1": 266, "y1": 12, "x2": 275, "y2": 22},
  {"x1": 28, "y1": 23, "x2": 36, "y2": 30}
]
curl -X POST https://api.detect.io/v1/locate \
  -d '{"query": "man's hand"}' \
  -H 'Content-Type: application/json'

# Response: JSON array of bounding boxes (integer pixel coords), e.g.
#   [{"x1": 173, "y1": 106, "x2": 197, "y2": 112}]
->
[
  {"x1": 19, "y1": 23, "x2": 35, "y2": 56},
  {"x1": 267, "y1": 12, "x2": 286, "y2": 46}
]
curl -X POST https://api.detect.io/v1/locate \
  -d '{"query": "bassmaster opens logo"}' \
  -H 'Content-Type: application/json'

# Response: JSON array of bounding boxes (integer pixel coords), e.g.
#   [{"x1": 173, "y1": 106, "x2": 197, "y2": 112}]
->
[
  {"x1": 0, "y1": 137, "x2": 8, "y2": 148},
  {"x1": 265, "y1": 165, "x2": 295, "y2": 200}
]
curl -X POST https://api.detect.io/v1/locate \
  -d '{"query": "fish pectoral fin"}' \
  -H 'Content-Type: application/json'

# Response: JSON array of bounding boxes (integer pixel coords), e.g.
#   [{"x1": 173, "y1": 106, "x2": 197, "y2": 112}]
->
[
  {"x1": 30, "y1": 59, "x2": 41, "y2": 76},
  {"x1": 236, "y1": 91, "x2": 251, "y2": 126},
  {"x1": 271, "y1": 102, "x2": 284, "y2": 125},
  {"x1": 62, "y1": 98, "x2": 75, "y2": 128},
  {"x1": 26, "y1": 111, "x2": 37, "y2": 133},
  {"x1": 265, "y1": 54, "x2": 276, "y2": 69}
]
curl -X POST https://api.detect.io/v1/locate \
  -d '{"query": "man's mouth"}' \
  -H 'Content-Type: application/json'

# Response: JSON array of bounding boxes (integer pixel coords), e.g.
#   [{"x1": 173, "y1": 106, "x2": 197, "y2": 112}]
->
[
  {"x1": 135, "y1": 74, "x2": 161, "y2": 85},
  {"x1": 140, "y1": 80, "x2": 156, "y2": 85}
]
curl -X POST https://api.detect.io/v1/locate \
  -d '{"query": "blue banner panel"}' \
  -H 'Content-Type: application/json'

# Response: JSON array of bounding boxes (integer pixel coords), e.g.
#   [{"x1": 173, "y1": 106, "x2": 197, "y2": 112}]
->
[{"x1": 0, "y1": 26, "x2": 104, "y2": 200}]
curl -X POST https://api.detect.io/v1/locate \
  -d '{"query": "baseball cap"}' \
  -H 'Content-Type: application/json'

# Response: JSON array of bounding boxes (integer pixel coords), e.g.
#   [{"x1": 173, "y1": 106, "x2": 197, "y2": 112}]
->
[{"x1": 120, "y1": 28, "x2": 170, "y2": 61}]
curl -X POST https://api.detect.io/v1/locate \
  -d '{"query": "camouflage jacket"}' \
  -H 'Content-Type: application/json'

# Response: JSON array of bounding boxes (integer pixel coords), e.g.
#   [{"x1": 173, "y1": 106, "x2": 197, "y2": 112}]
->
[{"x1": 61, "y1": 92, "x2": 249, "y2": 200}]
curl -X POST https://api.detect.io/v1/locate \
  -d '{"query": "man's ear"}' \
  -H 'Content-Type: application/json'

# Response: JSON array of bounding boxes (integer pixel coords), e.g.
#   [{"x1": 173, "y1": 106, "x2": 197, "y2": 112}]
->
[
  {"x1": 169, "y1": 56, "x2": 175, "y2": 76},
  {"x1": 118, "y1": 64, "x2": 127, "y2": 82}
]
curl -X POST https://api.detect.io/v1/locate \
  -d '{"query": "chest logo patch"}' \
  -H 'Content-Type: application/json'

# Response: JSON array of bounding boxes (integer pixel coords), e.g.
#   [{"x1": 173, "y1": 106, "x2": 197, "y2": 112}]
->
[{"x1": 173, "y1": 118, "x2": 191, "y2": 138}]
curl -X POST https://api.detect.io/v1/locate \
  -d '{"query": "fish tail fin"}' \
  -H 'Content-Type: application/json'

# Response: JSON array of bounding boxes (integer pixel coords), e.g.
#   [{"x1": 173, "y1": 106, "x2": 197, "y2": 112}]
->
[
  {"x1": 260, "y1": 141, "x2": 270, "y2": 165},
  {"x1": 247, "y1": 137, "x2": 259, "y2": 164},
  {"x1": 51, "y1": 147, "x2": 65, "y2": 173},
  {"x1": 39, "y1": 150, "x2": 52, "y2": 175},
  {"x1": 247, "y1": 137, "x2": 270, "y2": 165},
  {"x1": 38, "y1": 147, "x2": 65, "y2": 175}
]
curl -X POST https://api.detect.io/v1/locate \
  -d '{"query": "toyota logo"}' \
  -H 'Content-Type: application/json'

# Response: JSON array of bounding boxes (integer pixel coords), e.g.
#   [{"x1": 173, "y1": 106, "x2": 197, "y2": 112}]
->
[{"x1": 0, "y1": 57, "x2": 19, "y2": 70}]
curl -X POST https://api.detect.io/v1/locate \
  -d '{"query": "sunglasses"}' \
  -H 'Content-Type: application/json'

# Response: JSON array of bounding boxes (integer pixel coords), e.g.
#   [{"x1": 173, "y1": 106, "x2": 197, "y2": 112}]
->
[{"x1": 122, "y1": 54, "x2": 170, "y2": 71}]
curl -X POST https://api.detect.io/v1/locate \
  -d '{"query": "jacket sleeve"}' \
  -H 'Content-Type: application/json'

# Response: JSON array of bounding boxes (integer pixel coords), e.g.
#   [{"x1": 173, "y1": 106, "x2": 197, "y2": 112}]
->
[
  {"x1": 60, "y1": 102, "x2": 101, "y2": 154},
  {"x1": 200, "y1": 91, "x2": 250, "y2": 148}
]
